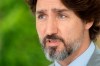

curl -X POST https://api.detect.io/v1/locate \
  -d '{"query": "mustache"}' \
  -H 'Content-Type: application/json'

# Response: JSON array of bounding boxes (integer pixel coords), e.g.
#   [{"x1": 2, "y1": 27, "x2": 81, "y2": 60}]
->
[{"x1": 43, "y1": 34, "x2": 65, "y2": 47}]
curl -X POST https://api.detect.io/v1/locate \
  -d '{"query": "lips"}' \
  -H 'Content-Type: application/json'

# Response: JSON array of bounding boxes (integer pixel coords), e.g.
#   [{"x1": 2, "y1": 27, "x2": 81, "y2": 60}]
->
[{"x1": 46, "y1": 39, "x2": 60, "y2": 47}]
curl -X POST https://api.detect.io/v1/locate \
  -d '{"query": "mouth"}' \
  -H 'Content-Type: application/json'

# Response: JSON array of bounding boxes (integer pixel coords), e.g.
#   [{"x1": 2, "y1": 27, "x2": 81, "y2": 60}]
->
[{"x1": 46, "y1": 39, "x2": 61, "y2": 47}]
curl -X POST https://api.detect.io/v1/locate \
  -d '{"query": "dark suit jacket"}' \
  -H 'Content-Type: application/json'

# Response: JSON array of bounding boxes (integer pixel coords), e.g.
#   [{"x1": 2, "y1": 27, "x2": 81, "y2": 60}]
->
[{"x1": 50, "y1": 47, "x2": 100, "y2": 66}]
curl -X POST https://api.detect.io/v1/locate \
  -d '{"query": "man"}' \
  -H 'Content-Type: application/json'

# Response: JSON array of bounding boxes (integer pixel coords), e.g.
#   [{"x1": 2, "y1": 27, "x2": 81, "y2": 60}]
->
[{"x1": 26, "y1": 0, "x2": 100, "y2": 66}]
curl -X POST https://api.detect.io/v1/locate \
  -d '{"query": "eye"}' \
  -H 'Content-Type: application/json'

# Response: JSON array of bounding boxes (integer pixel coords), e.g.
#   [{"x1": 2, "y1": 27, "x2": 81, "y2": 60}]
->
[
  {"x1": 37, "y1": 14, "x2": 46, "y2": 20},
  {"x1": 58, "y1": 14, "x2": 67, "y2": 19}
]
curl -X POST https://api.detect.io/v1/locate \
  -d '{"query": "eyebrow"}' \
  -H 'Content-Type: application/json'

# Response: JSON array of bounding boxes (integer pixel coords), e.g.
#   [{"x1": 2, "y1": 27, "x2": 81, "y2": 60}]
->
[
  {"x1": 36, "y1": 8, "x2": 69, "y2": 14},
  {"x1": 36, "y1": 10, "x2": 47, "y2": 14},
  {"x1": 52, "y1": 8, "x2": 69, "y2": 13}
]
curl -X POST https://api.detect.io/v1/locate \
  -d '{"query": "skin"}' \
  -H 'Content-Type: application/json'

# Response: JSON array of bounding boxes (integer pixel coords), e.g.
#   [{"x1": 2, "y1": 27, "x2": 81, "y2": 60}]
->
[{"x1": 36, "y1": 0, "x2": 93, "y2": 66}]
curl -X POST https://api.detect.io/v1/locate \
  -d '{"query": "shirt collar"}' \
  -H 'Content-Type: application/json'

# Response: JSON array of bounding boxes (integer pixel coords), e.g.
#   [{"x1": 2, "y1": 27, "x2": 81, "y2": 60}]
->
[{"x1": 55, "y1": 42, "x2": 95, "y2": 66}]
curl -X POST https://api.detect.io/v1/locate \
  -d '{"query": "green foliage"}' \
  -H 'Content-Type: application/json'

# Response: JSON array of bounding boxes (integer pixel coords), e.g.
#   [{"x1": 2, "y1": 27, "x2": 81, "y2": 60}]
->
[{"x1": 0, "y1": 0, "x2": 50, "y2": 66}]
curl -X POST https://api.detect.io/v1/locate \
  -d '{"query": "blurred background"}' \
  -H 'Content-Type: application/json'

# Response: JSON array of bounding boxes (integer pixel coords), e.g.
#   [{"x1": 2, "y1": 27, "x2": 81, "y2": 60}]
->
[
  {"x1": 0, "y1": 0, "x2": 50, "y2": 66},
  {"x1": 0, "y1": 0, "x2": 100, "y2": 66}
]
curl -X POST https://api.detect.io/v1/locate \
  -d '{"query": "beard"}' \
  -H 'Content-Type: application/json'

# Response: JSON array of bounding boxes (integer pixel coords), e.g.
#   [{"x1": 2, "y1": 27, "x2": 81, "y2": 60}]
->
[{"x1": 40, "y1": 34, "x2": 84, "y2": 62}]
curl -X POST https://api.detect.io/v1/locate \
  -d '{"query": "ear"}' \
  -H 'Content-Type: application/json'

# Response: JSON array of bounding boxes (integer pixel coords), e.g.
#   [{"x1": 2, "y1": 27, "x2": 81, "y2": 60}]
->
[{"x1": 85, "y1": 21, "x2": 94, "y2": 30}]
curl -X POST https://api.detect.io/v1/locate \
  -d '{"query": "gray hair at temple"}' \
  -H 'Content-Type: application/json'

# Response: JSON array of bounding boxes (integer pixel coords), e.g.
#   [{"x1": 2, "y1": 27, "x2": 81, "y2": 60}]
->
[{"x1": 26, "y1": 0, "x2": 100, "y2": 41}]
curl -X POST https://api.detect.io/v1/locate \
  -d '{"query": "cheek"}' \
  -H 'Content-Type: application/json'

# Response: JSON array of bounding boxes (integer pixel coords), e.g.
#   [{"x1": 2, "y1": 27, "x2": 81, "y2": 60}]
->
[
  {"x1": 59, "y1": 22, "x2": 84, "y2": 40},
  {"x1": 36, "y1": 23, "x2": 45, "y2": 39}
]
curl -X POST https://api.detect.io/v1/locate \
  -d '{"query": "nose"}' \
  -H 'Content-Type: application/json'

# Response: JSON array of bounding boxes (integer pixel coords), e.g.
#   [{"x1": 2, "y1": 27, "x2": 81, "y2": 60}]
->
[{"x1": 45, "y1": 17, "x2": 58, "y2": 35}]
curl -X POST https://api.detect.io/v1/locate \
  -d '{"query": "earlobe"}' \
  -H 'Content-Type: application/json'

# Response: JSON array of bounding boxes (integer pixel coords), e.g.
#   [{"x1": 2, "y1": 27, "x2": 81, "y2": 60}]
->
[{"x1": 85, "y1": 21, "x2": 94, "y2": 30}]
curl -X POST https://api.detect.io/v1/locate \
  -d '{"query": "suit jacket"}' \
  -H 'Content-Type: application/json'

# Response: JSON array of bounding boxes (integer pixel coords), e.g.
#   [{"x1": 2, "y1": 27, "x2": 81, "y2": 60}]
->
[{"x1": 50, "y1": 47, "x2": 100, "y2": 66}]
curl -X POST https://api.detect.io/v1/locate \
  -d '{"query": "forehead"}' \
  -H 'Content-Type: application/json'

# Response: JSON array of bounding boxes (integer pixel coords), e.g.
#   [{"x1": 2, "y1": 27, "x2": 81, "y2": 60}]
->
[{"x1": 36, "y1": 0, "x2": 69, "y2": 11}]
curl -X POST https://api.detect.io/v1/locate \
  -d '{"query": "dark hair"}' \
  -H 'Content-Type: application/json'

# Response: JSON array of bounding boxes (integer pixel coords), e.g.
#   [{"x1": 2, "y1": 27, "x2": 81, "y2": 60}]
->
[{"x1": 26, "y1": 0, "x2": 100, "y2": 41}]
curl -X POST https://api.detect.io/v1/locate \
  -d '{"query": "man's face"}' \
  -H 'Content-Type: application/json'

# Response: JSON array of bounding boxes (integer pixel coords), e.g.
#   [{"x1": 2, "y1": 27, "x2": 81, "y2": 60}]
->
[{"x1": 36, "y1": 0, "x2": 88, "y2": 61}]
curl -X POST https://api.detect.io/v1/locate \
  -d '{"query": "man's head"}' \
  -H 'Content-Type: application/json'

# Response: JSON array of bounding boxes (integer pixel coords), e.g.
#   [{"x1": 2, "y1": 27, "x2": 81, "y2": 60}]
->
[{"x1": 26, "y1": 0, "x2": 100, "y2": 62}]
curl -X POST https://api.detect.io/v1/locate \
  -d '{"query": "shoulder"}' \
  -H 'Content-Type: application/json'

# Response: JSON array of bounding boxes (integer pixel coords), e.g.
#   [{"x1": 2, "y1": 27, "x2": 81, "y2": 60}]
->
[{"x1": 87, "y1": 47, "x2": 100, "y2": 66}]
